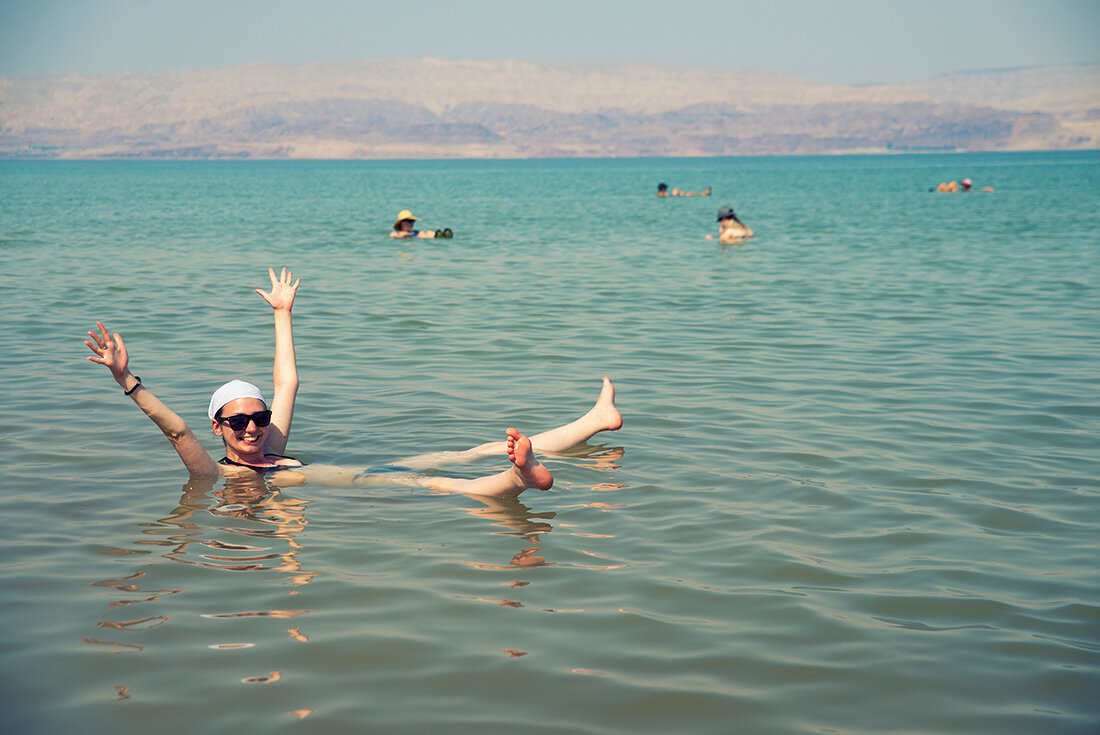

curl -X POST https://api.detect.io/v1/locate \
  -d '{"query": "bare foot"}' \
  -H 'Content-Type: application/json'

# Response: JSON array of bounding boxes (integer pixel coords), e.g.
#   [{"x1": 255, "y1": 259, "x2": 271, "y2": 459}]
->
[
  {"x1": 590, "y1": 377, "x2": 623, "y2": 431},
  {"x1": 507, "y1": 428, "x2": 553, "y2": 490}
]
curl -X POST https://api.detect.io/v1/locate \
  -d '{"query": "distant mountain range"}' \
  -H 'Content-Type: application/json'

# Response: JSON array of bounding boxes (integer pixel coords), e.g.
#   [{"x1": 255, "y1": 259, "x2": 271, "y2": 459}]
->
[{"x1": 1, "y1": 59, "x2": 1097, "y2": 158}]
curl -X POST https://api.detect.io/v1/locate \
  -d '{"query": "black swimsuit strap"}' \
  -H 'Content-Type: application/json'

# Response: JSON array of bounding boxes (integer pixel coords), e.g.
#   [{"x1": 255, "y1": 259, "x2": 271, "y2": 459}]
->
[{"x1": 218, "y1": 453, "x2": 296, "y2": 471}]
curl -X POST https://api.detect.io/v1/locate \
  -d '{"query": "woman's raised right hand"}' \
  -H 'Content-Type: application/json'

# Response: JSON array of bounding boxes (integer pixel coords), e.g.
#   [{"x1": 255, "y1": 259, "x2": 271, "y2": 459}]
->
[{"x1": 255, "y1": 267, "x2": 300, "y2": 313}]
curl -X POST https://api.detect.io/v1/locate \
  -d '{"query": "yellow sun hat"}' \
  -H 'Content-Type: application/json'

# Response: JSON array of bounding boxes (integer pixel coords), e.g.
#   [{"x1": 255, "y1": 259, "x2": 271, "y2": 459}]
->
[{"x1": 394, "y1": 209, "x2": 419, "y2": 227}]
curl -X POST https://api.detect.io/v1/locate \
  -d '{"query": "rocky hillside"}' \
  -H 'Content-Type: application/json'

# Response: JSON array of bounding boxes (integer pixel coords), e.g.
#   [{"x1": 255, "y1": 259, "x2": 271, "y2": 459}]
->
[{"x1": 1, "y1": 59, "x2": 1096, "y2": 158}]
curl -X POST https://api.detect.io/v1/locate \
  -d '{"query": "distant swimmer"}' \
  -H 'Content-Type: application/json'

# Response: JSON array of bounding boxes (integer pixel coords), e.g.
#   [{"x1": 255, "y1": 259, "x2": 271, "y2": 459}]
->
[
  {"x1": 657, "y1": 183, "x2": 711, "y2": 197},
  {"x1": 390, "y1": 209, "x2": 453, "y2": 239},
  {"x1": 84, "y1": 268, "x2": 621, "y2": 498},
  {"x1": 962, "y1": 178, "x2": 995, "y2": 192},
  {"x1": 934, "y1": 178, "x2": 994, "y2": 193},
  {"x1": 705, "y1": 204, "x2": 754, "y2": 243}
]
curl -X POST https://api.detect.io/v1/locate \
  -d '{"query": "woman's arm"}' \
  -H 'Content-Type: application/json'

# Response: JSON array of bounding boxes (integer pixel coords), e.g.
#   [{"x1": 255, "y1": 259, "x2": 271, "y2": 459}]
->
[
  {"x1": 254, "y1": 267, "x2": 300, "y2": 455},
  {"x1": 85, "y1": 322, "x2": 221, "y2": 476}
]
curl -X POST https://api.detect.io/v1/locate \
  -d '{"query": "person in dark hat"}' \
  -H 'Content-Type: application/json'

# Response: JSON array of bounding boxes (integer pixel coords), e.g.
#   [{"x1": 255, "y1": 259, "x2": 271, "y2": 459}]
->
[{"x1": 706, "y1": 204, "x2": 754, "y2": 243}]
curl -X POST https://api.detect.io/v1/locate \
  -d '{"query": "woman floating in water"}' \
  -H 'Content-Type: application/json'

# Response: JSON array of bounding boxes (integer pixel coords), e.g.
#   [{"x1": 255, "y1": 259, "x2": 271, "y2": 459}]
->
[{"x1": 84, "y1": 268, "x2": 621, "y2": 498}]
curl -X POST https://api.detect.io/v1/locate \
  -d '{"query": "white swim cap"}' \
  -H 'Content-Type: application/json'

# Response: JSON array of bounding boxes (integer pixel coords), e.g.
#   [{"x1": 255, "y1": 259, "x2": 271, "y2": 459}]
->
[{"x1": 208, "y1": 380, "x2": 266, "y2": 421}]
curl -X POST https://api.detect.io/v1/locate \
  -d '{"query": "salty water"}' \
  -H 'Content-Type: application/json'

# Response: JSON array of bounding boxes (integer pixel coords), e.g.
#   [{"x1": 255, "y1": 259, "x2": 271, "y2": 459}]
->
[{"x1": 1, "y1": 153, "x2": 1098, "y2": 734}]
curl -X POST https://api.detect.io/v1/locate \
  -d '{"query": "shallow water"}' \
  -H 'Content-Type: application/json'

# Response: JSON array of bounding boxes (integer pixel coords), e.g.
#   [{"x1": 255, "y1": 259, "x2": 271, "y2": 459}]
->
[{"x1": 1, "y1": 153, "x2": 1098, "y2": 734}]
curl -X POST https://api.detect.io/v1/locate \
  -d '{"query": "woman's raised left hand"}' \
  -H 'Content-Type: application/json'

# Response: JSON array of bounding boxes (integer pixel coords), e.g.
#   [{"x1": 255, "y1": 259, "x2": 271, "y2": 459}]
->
[{"x1": 85, "y1": 321, "x2": 130, "y2": 381}]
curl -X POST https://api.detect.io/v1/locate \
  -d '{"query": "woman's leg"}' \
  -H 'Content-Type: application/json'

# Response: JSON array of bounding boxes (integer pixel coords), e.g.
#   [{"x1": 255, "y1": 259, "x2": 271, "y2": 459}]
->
[
  {"x1": 397, "y1": 377, "x2": 622, "y2": 471},
  {"x1": 471, "y1": 377, "x2": 622, "y2": 454},
  {"x1": 419, "y1": 429, "x2": 553, "y2": 498}
]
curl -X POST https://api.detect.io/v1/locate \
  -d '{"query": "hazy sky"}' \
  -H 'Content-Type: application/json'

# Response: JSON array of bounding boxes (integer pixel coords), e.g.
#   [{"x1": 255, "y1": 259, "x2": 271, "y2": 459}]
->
[{"x1": 1, "y1": 0, "x2": 1097, "y2": 85}]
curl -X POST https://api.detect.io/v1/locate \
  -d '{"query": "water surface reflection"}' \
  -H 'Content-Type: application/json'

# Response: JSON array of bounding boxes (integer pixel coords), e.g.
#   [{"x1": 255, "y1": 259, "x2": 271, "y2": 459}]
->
[
  {"x1": 79, "y1": 442, "x2": 629, "y2": 715},
  {"x1": 87, "y1": 475, "x2": 317, "y2": 655}
]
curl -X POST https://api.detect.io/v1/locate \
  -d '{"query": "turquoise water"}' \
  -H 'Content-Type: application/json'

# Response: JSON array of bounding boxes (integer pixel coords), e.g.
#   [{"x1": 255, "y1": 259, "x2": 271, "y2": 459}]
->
[{"x1": 1, "y1": 153, "x2": 1098, "y2": 734}]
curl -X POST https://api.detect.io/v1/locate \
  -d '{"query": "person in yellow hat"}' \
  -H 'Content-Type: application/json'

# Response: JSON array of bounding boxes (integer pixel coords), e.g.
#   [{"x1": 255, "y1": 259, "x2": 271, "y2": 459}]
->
[{"x1": 391, "y1": 209, "x2": 451, "y2": 239}]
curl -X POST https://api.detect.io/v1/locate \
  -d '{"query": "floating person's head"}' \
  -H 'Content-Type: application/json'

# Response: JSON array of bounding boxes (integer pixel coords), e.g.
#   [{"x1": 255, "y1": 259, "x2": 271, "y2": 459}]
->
[
  {"x1": 960, "y1": 178, "x2": 973, "y2": 191},
  {"x1": 209, "y1": 380, "x2": 270, "y2": 448},
  {"x1": 716, "y1": 205, "x2": 737, "y2": 222},
  {"x1": 394, "y1": 209, "x2": 419, "y2": 231},
  {"x1": 657, "y1": 183, "x2": 668, "y2": 196}
]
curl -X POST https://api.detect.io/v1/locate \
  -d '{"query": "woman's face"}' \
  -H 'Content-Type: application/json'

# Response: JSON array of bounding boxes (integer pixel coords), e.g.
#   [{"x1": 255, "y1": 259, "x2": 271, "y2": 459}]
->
[
  {"x1": 212, "y1": 397, "x2": 269, "y2": 455},
  {"x1": 398, "y1": 219, "x2": 415, "y2": 232}
]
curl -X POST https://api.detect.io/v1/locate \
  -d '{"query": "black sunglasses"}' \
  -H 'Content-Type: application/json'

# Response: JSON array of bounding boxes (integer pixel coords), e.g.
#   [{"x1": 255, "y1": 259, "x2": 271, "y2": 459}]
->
[{"x1": 217, "y1": 410, "x2": 272, "y2": 431}]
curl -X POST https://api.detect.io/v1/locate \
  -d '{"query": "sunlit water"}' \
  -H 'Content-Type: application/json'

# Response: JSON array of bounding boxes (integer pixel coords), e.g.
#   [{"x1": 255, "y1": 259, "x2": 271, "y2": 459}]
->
[{"x1": 1, "y1": 153, "x2": 1098, "y2": 734}]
